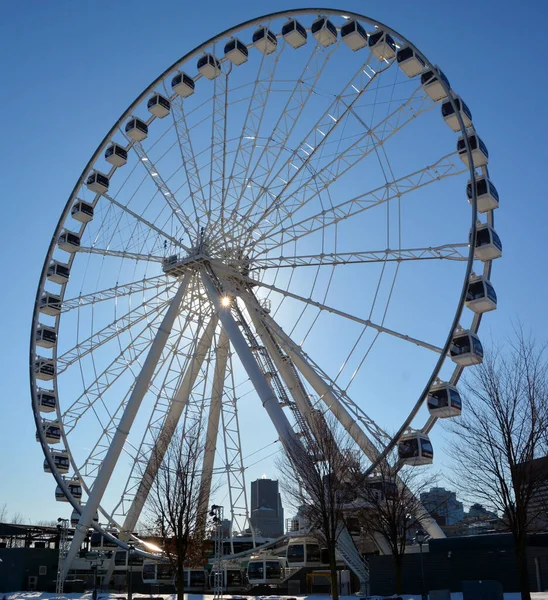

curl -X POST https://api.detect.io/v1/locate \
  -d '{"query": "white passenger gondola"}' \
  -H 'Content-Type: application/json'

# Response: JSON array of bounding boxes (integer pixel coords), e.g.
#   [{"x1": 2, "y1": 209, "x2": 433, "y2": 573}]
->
[
  {"x1": 47, "y1": 260, "x2": 70, "y2": 284},
  {"x1": 36, "y1": 420, "x2": 61, "y2": 444},
  {"x1": 36, "y1": 324, "x2": 57, "y2": 349},
  {"x1": 282, "y1": 19, "x2": 307, "y2": 48},
  {"x1": 365, "y1": 474, "x2": 398, "y2": 500},
  {"x1": 286, "y1": 537, "x2": 322, "y2": 567},
  {"x1": 457, "y1": 133, "x2": 489, "y2": 167},
  {"x1": 247, "y1": 555, "x2": 287, "y2": 585},
  {"x1": 253, "y1": 27, "x2": 277, "y2": 55},
  {"x1": 427, "y1": 383, "x2": 462, "y2": 418},
  {"x1": 441, "y1": 96, "x2": 473, "y2": 131},
  {"x1": 450, "y1": 330, "x2": 484, "y2": 366},
  {"x1": 421, "y1": 69, "x2": 451, "y2": 102},
  {"x1": 172, "y1": 72, "x2": 195, "y2": 97},
  {"x1": 398, "y1": 431, "x2": 433, "y2": 466},
  {"x1": 147, "y1": 94, "x2": 171, "y2": 118},
  {"x1": 35, "y1": 357, "x2": 55, "y2": 381},
  {"x1": 210, "y1": 565, "x2": 246, "y2": 592},
  {"x1": 467, "y1": 176, "x2": 499, "y2": 213},
  {"x1": 39, "y1": 292, "x2": 61, "y2": 316},
  {"x1": 125, "y1": 117, "x2": 148, "y2": 142},
  {"x1": 465, "y1": 275, "x2": 497, "y2": 314},
  {"x1": 105, "y1": 143, "x2": 128, "y2": 167},
  {"x1": 55, "y1": 479, "x2": 82, "y2": 502},
  {"x1": 70, "y1": 507, "x2": 99, "y2": 527},
  {"x1": 44, "y1": 449, "x2": 70, "y2": 474},
  {"x1": 86, "y1": 171, "x2": 109, "y2": 194},
  {"x1": 341, "y1": 20, "x2": 368, "y2": 51},
  {"x1": 37, "y1": 388, "x2": 57, "y2": 413},
  {"x1": 368, "y1": 29, "x2": 396, "y2": 60},
  {"x1": 396, "y1": 46, "x2": 426, "y2": 77},
  {"x1": 224, "y1": 38, "x2": 249, "y2": 65},
  {"x1": 197, "y1": 54, "x2": 221, "y2": 79},
  {"x1": 58, "y1": 230, "x2": 81, "y2": 253},
  {"x1": 311, "y1": 17, "x2": 337, "y2": 47},
  {"x1": 71, "y1": 200, "x2": 94, "y2": 223},
  {"x1": 474, "y1": 222, "x2": 502, "y2": 261}
]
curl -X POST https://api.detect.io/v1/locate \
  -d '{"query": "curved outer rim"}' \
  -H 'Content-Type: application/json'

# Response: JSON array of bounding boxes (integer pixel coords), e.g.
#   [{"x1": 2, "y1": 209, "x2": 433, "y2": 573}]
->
[{"x1": 30, "y1": 7, "x2": 489, "y2": 549}]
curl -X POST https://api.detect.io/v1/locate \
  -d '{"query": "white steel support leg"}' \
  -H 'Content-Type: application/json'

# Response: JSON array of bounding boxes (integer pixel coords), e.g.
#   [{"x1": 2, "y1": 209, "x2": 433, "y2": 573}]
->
[
  {"x1": 62, "y1": 273, "x2": 192, "y2": 578},
  {"x1": 196, "y1": 328, "x2": 229, "y2": 538},
  {"x1": 121, "y1": 316, "x2": 219, "y2": 535},
  {"x1": 201, "y1": 272, "x2": 301, "y2": 451},
  {"x1": 250, "y1": 302, "x2": 445, "y2": 541}
]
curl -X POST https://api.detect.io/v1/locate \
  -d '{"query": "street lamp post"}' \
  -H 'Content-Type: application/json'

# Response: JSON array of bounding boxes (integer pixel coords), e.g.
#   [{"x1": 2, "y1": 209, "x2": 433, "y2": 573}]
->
[
  {"x1": 416, "y1": 529, "x2": 427, "y2": 600},
  {"x1": 127, "y1": 543, "x2": 134, "y2": 600}
]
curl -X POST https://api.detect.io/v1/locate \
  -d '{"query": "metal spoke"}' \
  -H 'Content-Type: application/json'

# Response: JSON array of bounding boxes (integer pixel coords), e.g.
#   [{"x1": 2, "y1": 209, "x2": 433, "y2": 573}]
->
[
  {"x1": 77, "y1": 246, "x2": 164, "y2": 263},
  {"x1": 61, "y1": 275, "x2": 172, "y2": 313},
  {"x1": 255, "y1": 152, "x2": 465, "y2": 254}
]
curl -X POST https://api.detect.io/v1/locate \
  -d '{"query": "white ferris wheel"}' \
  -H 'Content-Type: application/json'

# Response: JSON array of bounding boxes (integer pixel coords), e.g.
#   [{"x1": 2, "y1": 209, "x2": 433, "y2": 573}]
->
[{"x1": 31, "y1": 8, "x2": 501, "y2": 580}]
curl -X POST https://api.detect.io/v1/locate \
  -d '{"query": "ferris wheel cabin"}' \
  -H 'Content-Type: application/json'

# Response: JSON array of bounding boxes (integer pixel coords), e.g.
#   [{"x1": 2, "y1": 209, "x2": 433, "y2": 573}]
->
[
  {"x1": 253, "y1": 27, "x2": 277, "y2": 55},
  {"x1": 39, "y1": 292, "x2": 61, "y2": 316},
  {"x1": 55, "y1": 479, "x2": 82, "y2": 502},
  {"x1": 365, "y1": 474, "x2": 398, "y2": 500},
  {"x1": 171, "y1": 72, "x2": 195, "y2": 97},
  {"x1": 86, "y1": 171, "x2": 109, "y2": 194},
  {"x1": 71, "y1": 200, "x2": 94, "y2": 224},
  {"x1": 311, "y1": 17, "x2": 337, "y2": 47},
  {"x1": 450, "y1": 330, "x2": 484, "y2": 366},
  {"x1": 467, "y1": 176, "x2": 499, "y2": 213},
  {"x1": 368, "y1": 30, "x2": 396, "y2": 61},
  {"x1": 44, "y1": 449, "x2": 70, "y2": 474},
  {"x1": 466, "y1": 275, "x2": 497, "y2": 313},
  {"x1": 36, "y1": 420, "x2": 61, "y2": 445},
  {"x1": 35, "y1": 324, "x2": 57, "y2": 349},
  {"x1": 441, "y1": 96, "x2": 473, "y2": 131},
  {"x1": 427, "y1": 383, "x2": 462, "y2": 418},
  {"x1": 341, "y1": 20, "x2": 368, "y2": 51},
  {"x1": 147, "y1": 94, "x2": 171, "y2": 118},
  {"x1": 125, "y1": 117, "x2": 148, "y2": 142},
  {"x1": 197, "y1": 54, "x2": 221, "y2": 79},
  {"x1": 47, "y1": 260, "x2": 70, "y2": 284},
  {"x1": 282, "y1": 19, "x2": 307, "y2": 48},
  {"x1": 398, "y1": 432, "x2": 433, "y2": 466},
  {"x1": 457, "y1": 133, "x2": 489, "y2": 167},
  {"x1": 70, "y1": 508, "x2": 99, "y2": 527},
  {"x1": 421, "y1": 69, "x2": 451, "y2": 102},
  {"x1": 105, "y1": 143, "x2": 128, "y2": 167},
  {"x1": 210, "y1": 565, "x2": 246, "y2": 591},
  {"x1": 396, "y1": 46, "x2": 426, "y2": 77},
  {"x1": 247, "y1": 555, "x2": 287, "y2": 585},
  {"x1": 224, "y1": 38, "x2": 249, "y2": 65},
  {"x1": 58, "y1": 230, "x2": 81, "y2": 253},
  {"x1": 474, "y1": 223, "x2": 502, "y2": 261},
  {"x1": 35, "y1": 357, "x2": 55, "y2": 381},
  {"x1": 287, "y1": 537, "x2": 322, "y2": 567},
  {"x1": 37, "y1": 388, "x2": 57, "y2": 413}
]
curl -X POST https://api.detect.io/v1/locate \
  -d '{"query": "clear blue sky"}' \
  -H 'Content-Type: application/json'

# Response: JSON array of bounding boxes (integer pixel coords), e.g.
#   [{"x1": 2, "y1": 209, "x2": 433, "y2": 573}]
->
[{"x1": 1, "y1": 0, "x2": 547, "y2": 523}]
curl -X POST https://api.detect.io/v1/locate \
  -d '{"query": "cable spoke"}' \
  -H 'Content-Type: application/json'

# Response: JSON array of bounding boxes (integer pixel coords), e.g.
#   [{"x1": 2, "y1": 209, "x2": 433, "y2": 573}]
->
[{"x1": 255, "y1": 152, "x2": 465, "y2": 255}]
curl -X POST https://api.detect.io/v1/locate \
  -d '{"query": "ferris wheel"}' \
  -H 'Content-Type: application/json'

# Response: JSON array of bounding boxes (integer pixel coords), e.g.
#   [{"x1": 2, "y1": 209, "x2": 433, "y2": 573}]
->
[{"x1": 31, "y1": 8, "x2": 501, "y2": 580}]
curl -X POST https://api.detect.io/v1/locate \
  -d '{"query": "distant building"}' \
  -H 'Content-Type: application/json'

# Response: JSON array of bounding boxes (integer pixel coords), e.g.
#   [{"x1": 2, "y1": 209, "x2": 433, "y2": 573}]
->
[
  {"x1": 250, "y1": 477, "x2": 284, "y2": 538},
  {"x1": 420, "y1": 487, "x2": 464, "y2": 526},
  {"x1": 516, "y1": 455, "x2": 548, "y2": 530}
]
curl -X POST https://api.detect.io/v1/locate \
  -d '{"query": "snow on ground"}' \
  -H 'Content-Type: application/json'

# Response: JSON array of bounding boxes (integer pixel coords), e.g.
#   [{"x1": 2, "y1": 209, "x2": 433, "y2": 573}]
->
[{"x1": 4, "y1": 594, "x2": 548, "y2": 600}]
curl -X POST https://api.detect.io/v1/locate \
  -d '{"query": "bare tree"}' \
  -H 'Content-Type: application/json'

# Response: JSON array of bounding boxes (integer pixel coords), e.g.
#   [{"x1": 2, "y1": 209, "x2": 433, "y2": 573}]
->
[
  {"x1": 0, "y1": 503, "x2": 7, "y2": 522},
  {"x1": 144, "y1": 424, "x2": 206, "y2": 600},
  {"x1": 446, "y1": 330, "x2": 548, "y2": 600},
  {"x1": 353, "y1": 456, "x2": 438, "y2": 595},
  {"x1": 11, "y1": 511, "x2": 25, "y2": 524},
  {"x1": 277, "y1": 416, "x2": 357, "y2": 600}
]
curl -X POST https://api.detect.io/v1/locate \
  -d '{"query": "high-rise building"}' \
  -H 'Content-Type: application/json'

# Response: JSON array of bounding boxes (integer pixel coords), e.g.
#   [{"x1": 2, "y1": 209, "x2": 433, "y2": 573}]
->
[
  {"x1": 420, "y1": 486, "x2": 464, "y2": 526},
  {"x1": 250, "y1": 477, "x2": 284, "y2": 538}
]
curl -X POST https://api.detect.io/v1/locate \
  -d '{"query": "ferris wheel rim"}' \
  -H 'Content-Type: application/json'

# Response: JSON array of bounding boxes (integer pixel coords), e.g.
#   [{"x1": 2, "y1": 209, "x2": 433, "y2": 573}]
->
[{"x1": 30, "y1": 6, "x2": 492, "y2": 545}]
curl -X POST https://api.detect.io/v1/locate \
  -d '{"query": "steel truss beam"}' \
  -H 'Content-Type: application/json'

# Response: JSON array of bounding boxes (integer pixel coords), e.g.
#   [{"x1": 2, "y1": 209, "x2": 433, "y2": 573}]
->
[{"x1": 62, "y1": 273, "x2": 191, "y2": 578}]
